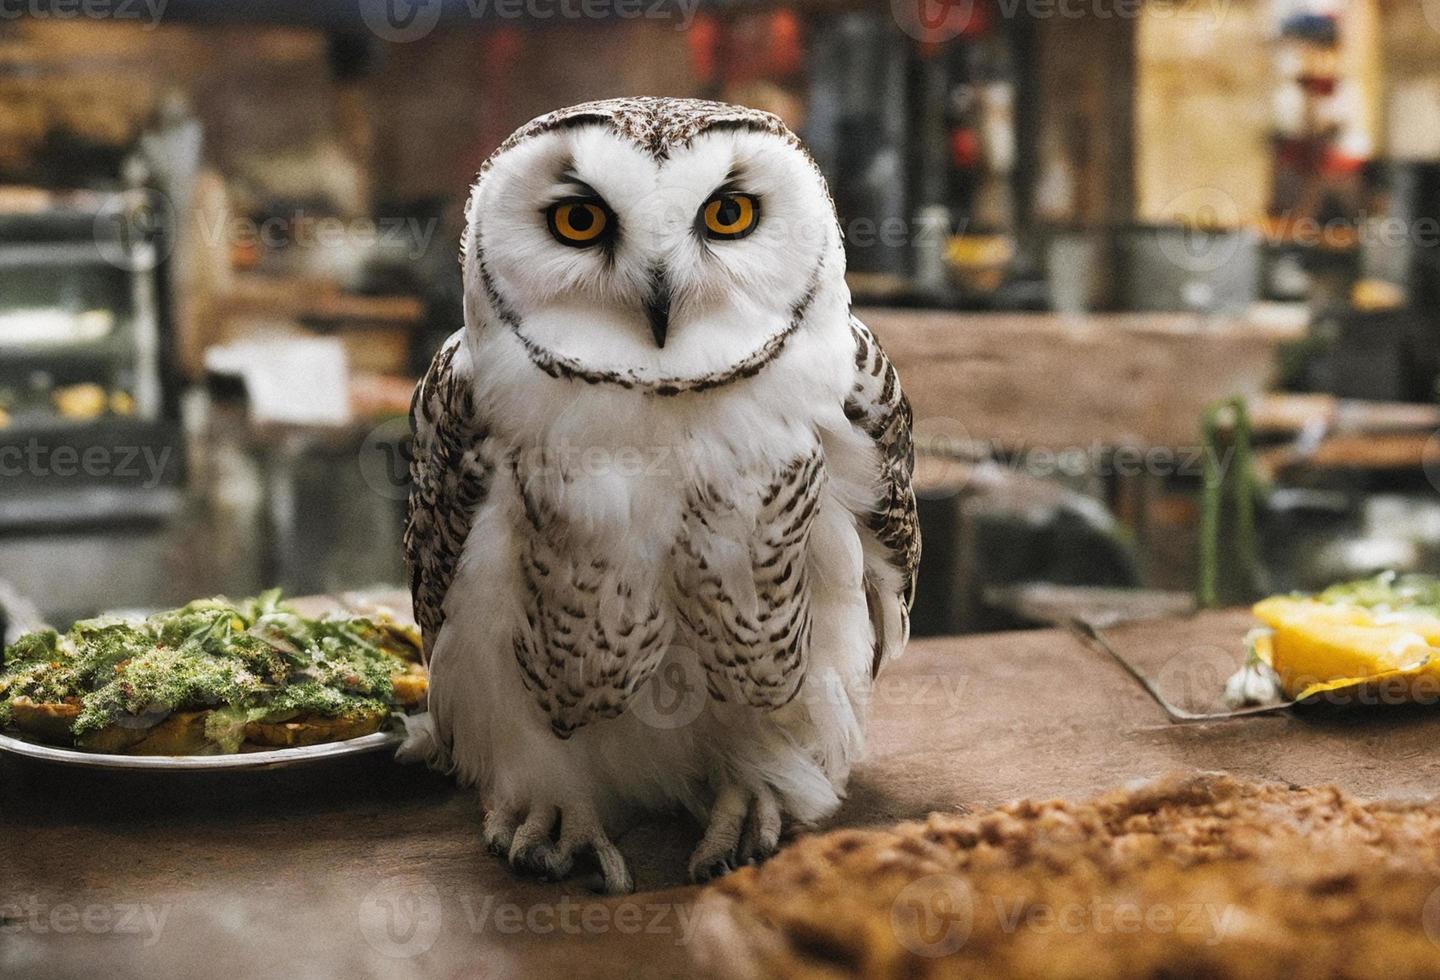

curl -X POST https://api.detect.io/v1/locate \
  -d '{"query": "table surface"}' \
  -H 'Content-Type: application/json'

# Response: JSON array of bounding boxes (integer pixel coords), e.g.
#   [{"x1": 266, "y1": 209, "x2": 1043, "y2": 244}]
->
[{"x1": 6, "y1": 610, "x2": 1438, "y2": 980}]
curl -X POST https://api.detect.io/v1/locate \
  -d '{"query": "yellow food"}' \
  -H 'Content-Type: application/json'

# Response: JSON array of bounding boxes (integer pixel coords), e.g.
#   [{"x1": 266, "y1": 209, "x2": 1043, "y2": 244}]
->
[
  {"x1": 1252, "y1": 595, "x2": 1440, "y2": 702},
  {"x1": 243, "y1": 709, "x2": 386, "y2": 748},
  {"x1": 9, "y1": 697, "x2": 81, "y2": 743},
  {"x1": 390, "y1": 664, "x2": 428, "y2": 707}
]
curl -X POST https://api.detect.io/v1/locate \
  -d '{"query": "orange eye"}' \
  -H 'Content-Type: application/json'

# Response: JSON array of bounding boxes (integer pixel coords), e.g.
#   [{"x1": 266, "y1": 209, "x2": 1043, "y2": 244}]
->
[
  {"x1": 701, "y1": 193, "x2": 759, "y2": 240},
  {"x1": 547, "y1": 201, "x2": 609, "y2": 246}
]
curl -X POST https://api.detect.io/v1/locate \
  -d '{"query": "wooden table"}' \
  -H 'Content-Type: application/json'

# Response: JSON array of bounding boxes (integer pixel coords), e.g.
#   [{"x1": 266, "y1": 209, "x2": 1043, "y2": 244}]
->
[{"x1": 6, "y1": 611, "x2": 1438, "y2": 979}]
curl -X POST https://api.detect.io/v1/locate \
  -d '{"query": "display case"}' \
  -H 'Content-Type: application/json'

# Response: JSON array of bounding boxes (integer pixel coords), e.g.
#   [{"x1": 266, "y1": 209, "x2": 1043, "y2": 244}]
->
[{"x1": 0, "y1": 191, "x2": 183, "y2": 530}]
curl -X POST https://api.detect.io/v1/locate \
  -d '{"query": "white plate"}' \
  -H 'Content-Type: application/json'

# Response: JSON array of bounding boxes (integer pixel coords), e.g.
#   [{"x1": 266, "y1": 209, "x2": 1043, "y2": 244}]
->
[{"x1": 0, "y1": 729, "x2": 402, "y2": 771}]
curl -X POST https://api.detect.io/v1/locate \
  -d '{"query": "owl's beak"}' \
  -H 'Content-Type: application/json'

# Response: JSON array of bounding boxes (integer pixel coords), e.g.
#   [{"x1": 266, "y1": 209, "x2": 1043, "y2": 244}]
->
[{"x1": 645, "y1": 273, "x2": 670, "y2": 349}]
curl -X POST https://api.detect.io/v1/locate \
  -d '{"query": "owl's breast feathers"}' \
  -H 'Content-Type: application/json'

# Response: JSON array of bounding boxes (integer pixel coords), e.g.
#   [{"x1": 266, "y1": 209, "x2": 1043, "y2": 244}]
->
[{"x1": 672, "y1": 452, "x2": 824, "y2": 711}]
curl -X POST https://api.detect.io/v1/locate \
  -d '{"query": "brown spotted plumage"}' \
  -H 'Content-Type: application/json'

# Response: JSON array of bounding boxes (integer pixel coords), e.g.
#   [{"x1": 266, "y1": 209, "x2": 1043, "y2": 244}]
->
[
  {"x1": 510, "y1": 450, "x2": 676, "y2": 739},
  {"x1": 672, "y1": 451, "x2": 824, "y2": 709},
  {"x1": 844, "y1": 317, "x2": 921, "y2": 672},
  {"x1": 404, "y1": 336, "x2": 496, "y2": 662}
]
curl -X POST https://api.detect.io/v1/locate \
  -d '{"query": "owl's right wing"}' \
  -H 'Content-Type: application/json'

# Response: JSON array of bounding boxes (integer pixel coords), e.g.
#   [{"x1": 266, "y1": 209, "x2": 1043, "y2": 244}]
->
[
  {"x1": 404, "y1": 334, "x2": 496, "y2": 662},
  {"x1": 842, "y1": 317, "x2": 921, "y2": 676}
]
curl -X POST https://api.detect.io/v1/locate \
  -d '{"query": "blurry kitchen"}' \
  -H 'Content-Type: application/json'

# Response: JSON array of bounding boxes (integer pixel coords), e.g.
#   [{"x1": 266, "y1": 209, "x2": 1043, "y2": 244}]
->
[{"x1": 2, "y1": 0, "x2": 1440, "y2": 634}]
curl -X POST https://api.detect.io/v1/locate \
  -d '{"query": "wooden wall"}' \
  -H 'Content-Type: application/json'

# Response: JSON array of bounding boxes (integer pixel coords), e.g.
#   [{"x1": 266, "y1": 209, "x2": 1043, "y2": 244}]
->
[{"x1": 0, "y1": 21, "x2": 697, "y2": 209}]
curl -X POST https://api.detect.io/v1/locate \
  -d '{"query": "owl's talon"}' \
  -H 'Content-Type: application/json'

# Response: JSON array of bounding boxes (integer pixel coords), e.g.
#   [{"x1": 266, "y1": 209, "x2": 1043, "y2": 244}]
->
[
  {"x1": 739, "y1": 784, "x2": 782, "y2": 865},
  {"x1": 689, "y1": 781, "x2": 783, "y2": 882},
  {"x1": 691, "y1": 858, "x2": 732, "y2": 883},
  {"x1": 482, "y1": 806, "x2": 520, "y2": 855},
  {"x1": 507, "y1": 803, "x2": 558, "y2": 870},
  {"x1": 558, "y1": 827, "x2": 633, "y2": 895},
  {"x1": 536, "y1": 844, "x2": 571, "y2": 881},
  {"x1": 490, "y1": 803, "x2": 631, "y2": 894}
]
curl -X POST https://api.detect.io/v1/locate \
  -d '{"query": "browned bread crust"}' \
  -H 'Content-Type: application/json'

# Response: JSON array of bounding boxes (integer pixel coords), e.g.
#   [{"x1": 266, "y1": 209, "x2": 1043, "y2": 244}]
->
[{"x1": 697, "y1": 774, "x2": 1440, "y2": 980}]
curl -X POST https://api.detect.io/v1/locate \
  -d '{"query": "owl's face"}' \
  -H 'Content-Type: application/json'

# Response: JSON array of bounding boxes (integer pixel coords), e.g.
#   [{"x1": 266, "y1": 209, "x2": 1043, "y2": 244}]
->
[{"x1": 463, "y1": 99, "x2": 844, "y2": 390}]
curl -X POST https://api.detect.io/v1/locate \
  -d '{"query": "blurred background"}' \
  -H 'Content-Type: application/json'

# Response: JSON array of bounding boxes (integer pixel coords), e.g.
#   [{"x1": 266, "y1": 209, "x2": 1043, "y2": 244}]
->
[{"x1": 2, "y1": 0, "x2": 1440, "y2": 635}]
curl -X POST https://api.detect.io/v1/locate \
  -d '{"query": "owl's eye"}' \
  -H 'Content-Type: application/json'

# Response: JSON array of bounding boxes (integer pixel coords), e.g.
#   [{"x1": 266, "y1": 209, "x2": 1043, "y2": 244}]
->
[
  {"x1": 700, "y1": 193, "x2": 759, "y2": 240},
  {"x1": 547, "y1": 200, "x2": 610, "y2": 247}
]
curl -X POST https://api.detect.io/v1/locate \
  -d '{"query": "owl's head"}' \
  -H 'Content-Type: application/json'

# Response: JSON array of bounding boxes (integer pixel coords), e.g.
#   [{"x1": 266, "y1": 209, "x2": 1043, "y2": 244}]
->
[{"x1": 462, "y1": 98, "x2": 845, "y2": 392}]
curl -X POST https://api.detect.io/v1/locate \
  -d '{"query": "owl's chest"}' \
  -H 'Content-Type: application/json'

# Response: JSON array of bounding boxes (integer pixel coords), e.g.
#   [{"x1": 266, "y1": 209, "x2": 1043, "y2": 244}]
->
[
  {"x1": 507, "y1": 437, "x2": 829, "y2": 723},
  {"x1": 508, "y1": 431, "x2": 824, "y2": 576}
]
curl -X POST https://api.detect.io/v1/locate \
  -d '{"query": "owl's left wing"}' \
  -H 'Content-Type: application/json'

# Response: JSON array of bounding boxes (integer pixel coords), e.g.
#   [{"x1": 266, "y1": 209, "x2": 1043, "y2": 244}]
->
[
  {"x1": 842, "y1": 317, "x2": 921, "y2": 675},
  {"x1": 404, "y1": 334, "x2": 496, "y2": 662}
]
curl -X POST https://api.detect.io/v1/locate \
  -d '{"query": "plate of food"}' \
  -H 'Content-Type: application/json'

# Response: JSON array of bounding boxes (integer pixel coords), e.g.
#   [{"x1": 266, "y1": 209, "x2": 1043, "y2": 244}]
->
[
  {"x1": 1236, "y1": 572, "x2": 1440, "y2": 705},
  {"x1": 0, "y1": 590, "x2": 427, "y2": 770}
]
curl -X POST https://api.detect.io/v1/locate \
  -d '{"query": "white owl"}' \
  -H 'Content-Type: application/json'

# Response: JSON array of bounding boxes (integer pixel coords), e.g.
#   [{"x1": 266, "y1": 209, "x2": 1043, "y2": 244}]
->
[{"x1": 403, "y1": 97, "x2": 919, "y2": 893}]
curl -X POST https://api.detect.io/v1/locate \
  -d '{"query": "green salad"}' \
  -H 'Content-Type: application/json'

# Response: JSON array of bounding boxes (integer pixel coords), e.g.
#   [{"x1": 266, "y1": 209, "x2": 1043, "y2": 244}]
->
[
  {"x1": 0, "y1": 590, "x2": 427, "y2": 754},
  {"x1": 1316, "y1": 572, "x2": 1440, "y2": 615}
]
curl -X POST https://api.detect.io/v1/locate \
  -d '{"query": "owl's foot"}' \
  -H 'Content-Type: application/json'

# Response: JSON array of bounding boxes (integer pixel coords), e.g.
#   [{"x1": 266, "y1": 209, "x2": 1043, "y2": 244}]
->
[
  {"x1": 688, "y1": 781, "x2": 782, "y2": 883},
  {"x1": 482, "y1": 800, "x2": 633, "y2": 895}
]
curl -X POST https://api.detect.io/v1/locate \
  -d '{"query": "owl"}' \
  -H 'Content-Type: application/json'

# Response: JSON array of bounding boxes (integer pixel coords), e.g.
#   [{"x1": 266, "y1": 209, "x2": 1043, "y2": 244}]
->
[{"x1": 402, "y1": 97, "x2": 919, "y2": 894}]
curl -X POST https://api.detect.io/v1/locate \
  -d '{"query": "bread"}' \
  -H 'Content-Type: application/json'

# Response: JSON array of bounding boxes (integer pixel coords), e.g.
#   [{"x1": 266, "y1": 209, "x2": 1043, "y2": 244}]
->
[{"x1": 696, "y1": 774, "x2": 1440, "y2": 980}]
